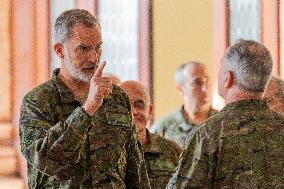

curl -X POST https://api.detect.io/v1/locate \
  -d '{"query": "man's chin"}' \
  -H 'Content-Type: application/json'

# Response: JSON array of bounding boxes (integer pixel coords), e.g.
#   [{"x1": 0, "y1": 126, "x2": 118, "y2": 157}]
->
[
  {"x1": 77, "y1": 77, "x2": 91, "y2": 83},
  {"x1": 75, "y1": 73, "x2": 93, "y2": 83},
  {"x1": 134, "y1": 122, "x2": 146, "y2": 131}
]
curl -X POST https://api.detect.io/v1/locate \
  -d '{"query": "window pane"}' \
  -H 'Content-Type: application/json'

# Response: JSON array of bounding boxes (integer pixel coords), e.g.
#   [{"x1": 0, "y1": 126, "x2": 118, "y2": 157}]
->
[
  {"x1": 229, "y1": 0, "x2": 260, "y2": 44},
  {"x1": 50, "y1": 0, "x2": 75, "y2": 72},
  {"x1": 99, "y1": 0, "x2": 139, "y2": 81}
]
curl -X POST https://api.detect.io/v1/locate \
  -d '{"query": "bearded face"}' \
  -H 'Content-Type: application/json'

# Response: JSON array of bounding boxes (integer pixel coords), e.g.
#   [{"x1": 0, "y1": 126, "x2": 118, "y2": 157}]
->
[{"x1": 61, "y1": 23, "x2": 102, "y2": 82}]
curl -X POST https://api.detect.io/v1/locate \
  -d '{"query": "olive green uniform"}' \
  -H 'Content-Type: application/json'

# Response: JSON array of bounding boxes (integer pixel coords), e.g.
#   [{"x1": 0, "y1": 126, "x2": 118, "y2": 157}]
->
[
  {"x1": 167, "y1": 99, "x2": 284, "y2": 189},
  {"x1": 19, "y1": 69, "x2": 151, "y2": 189},
  {"x1": 143, "y1": 130, "x2": 181, "y2": 189},
  {"x1": 150, "y1": 106, "x2": 218, "y2": 147}
]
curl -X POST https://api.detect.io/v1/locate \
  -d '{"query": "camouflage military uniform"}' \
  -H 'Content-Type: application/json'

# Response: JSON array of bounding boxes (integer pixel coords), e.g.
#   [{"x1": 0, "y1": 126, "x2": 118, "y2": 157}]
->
[
  {"x1": 150, "y1": 106, "x2": 218, "y2": 147},
  {"x1": 19, "y1": 69, "x2": 151, "y2": 189},
  {"x1": 167, "y1": 99, "x2": 284, "y2": 189},
  {"x1": 143, "y1": 130, "x2": 181, "y2": 189}
]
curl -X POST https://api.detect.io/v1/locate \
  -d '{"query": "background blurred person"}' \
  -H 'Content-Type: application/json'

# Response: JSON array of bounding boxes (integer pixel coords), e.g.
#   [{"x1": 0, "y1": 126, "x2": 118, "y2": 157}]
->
[
  {"x1": 103, "y1": 72, "x2": 121, "y2": 85},
  {"x1": 263, "y1": 75, "x2": 284, "y2": 115},
  {"x1": 121, "y1": 80, "x2": 181, "y2": 189},
  {"x1": 150, "y1": 61, "x2": 218, "y2": 147}
]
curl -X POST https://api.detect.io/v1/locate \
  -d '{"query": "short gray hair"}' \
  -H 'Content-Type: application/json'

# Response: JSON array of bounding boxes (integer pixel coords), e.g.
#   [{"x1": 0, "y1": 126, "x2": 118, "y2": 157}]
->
[
  {"x1": 175, "y1": 61, "x2": 205, "y2": 86},
  {"x1": 55, "y1": 9, "x2": 100, "y2": 43},
  {"x1": 222, "y1": 39, "x2": 273, "y2": 92}
]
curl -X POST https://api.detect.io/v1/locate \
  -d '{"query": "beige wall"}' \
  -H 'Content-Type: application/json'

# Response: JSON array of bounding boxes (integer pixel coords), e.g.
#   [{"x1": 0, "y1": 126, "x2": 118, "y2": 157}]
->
[{"x1": 153, "y1": 0, "x2": 215, "y2": 120}]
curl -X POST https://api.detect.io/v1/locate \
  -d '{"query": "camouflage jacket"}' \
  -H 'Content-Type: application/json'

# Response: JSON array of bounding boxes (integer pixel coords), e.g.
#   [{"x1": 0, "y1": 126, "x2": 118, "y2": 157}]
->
[
  {"x1": 19, "y1": 69, "x2": 151, "y2": 189},
  {"x1": 167, "y1": 99, "x2": 284, "y2": 189},
  {"x1": 143, "y1": 130, "x2": 181, "y2": 189},
  {"x1": 150, "y1": 106, "x2": 218, "y2": 147}
]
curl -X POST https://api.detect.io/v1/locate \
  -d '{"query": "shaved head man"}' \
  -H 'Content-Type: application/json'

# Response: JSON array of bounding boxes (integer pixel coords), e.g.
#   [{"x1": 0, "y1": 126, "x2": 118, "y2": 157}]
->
[
  {"x1": 121, "y1": 80, "x2": 181, "y2": 189},
  {"x1": 150, "y1": 61, "x2": 218, "y2": 147},
  {"x1": 103, "y1": 73, "x2": 121, "y2": 85},
  {"x1": 176, "y1": 62, "x2": 212, "y2": 120},
  {"x1": 120, "y1": 81, "x2": 151, "y2": 139}
]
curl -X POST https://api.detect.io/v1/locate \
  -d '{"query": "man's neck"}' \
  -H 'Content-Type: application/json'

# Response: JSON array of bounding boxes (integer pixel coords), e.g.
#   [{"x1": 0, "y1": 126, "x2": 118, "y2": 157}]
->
[
  {"x1": 58, "y1": 71, "x2": 89, "y2": 103},
  {"x1": 224, "y1": 87, "x2": 263, "y2": 105},
  {"x1": 183, "y1": 106, "x2": 211, "y2": 125},
  {"x1": 138, "y1": 128, "x2": 148, "y2": 146}
]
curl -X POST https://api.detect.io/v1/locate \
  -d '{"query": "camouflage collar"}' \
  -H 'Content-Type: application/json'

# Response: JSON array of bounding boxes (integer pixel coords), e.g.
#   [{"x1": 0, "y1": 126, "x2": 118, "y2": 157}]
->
[
  {"x1": 52, "y1": 68, "x2": 76, "y2": 103},
  {"x1": 178, "y1": 106, "x2": 195, "y2": 130},
  {"x1": 208, "y1": 108, "x2": 218, "y2": 117},
  {"x1": 179, "y1": 106, "x2": 217, "y2": 128},
  {"x1": 143, "y1": 130, "x2": 163, "y2": 154},
  {"x1": 179, "y1": 106, "x2": 190, "y2": 124},
  {"x1": 222, "y1": 99, "x2": 269, "y2": 112}
]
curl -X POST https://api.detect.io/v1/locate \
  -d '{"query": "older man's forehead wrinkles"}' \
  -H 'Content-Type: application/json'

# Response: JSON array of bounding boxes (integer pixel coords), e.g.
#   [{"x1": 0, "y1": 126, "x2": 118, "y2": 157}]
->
[
  {"x1": 72, "y1": 36, "x2": 102, "y2": 48},
  {"x1": 72, "y1": 29, "x2": 101, "y2": 41},
  {"x1": 74, "y1": 34, "x2": 101, "y2": 41},
  {"x1": 192, "y1": 76, "x2": 209, "y2": 82}
]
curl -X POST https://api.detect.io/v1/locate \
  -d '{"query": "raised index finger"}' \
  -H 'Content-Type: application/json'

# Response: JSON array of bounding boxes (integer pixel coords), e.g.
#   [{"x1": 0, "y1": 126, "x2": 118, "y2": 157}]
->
[{"x1": 94, "y1": 61, "x2": 106, "y2": 78}]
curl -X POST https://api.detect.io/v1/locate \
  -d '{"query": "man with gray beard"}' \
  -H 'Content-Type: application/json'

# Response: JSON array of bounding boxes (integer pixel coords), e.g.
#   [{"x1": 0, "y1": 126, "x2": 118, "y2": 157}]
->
[{"x1": 19, "y1": 9, "x2": 150, "y2": 189}]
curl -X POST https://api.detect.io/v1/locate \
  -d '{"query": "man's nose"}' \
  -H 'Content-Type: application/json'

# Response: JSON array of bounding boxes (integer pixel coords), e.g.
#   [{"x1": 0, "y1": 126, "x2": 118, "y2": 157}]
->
[
  {"x1": 201, "y1": 84, "x2": 208, "y2": 92},
  {"x1": 89, "y1": 50, "x2": 99, "y2": 63},
  {"x1": 131, "y1": 107, "x2": 138, "y2": 115}
]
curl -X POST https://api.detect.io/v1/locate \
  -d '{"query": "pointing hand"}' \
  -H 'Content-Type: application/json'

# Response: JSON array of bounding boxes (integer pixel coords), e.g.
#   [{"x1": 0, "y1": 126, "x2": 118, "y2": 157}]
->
[{"x1": 82, "y1": 61, "x2": 112, "y2": 116}]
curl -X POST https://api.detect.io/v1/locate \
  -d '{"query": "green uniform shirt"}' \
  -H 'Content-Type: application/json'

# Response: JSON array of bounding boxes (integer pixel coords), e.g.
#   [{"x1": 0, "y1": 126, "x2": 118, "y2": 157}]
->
[
  {"x1": 19, "y1": 69, "x2": 151, "y2": 189},
  {"x1": 143, "y1": 130, "x2": 181, "y2": 189},
  {"x1": 167, "y1": 99, "x2": 284, "y2": 189},
  {"x1": 150, "y1": 106, "x2": 218, "y2": 147}
]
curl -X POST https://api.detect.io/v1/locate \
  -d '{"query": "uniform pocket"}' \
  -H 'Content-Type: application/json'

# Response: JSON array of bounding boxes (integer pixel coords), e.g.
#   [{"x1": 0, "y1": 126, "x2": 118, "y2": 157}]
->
[
  {"x1": 105, "y1": 113, "x2": 131, "y2": 127},
  {"x1": 148, "y1": 159, "x2": 176, "y2": 172}
]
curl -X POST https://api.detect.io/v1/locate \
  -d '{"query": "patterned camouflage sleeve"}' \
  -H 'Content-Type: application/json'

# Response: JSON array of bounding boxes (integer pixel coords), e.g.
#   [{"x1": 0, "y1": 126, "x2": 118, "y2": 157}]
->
[
  {"x1": 166, "y1": 125, "x2": 214, "y2": 189},
  {"x1": 125, "y1": 125, "x2": 151, "y2": 188},
  {"x1": 19, "y1": 94, "x2": 92, "y2": 180}
]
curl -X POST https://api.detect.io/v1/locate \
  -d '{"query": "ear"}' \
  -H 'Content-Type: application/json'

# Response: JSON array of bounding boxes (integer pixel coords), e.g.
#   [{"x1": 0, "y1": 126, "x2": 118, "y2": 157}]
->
[
  {"x1": 176, "y1": 85, "x2": 184, "y2": 97},
  {"x1": 149, "y1": 104, "x2": 153, "y2": 115},
  {"x1": 225, "y1": 71, "x2": 234, "y2": 88},
  {"x1": 54, "y1": 43, "x2": 64, "y2": 59},
  {"x1": 147, "y1": 104, "x2": 153, "y2": 128}
]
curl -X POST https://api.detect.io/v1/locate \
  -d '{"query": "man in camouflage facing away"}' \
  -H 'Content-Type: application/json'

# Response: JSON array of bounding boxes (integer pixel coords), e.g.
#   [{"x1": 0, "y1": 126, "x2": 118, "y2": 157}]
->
[
  {"x1": 167, "y1": 39, "x2": 284, "y2": 188},
  {"x1": 120, "y1": 81, "x2": 181, "y2": 189},
  {"x1": 19, "y1": 9, "x2": 150, "y2": 189}
]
